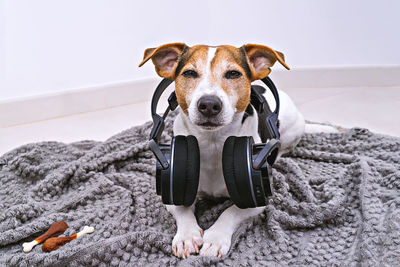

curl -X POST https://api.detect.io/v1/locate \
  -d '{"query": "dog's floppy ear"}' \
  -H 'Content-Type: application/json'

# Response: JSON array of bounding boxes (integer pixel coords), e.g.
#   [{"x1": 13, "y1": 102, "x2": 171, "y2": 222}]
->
[
  {"x1": 139, "y1": 43, "x2": 188, "y2": 79},
  {"x1": 241, "y1": 44, "x2": 290, "y2": 80}
]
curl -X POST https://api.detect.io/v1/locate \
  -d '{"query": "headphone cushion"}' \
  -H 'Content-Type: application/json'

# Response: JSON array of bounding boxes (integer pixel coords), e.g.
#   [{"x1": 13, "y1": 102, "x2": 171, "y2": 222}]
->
[
  {"x1": 222, "y1": 136, "x2": 253, "y2": 208},
  {"x1": 171, "y1": 136, "x2": 187, "y2": 205},
  {"x1": 171, "y1": 135, "x2": 200, "y2": 206},
  {"x1": 183, "y1": 135, "x2": 200, "y2": 206}
]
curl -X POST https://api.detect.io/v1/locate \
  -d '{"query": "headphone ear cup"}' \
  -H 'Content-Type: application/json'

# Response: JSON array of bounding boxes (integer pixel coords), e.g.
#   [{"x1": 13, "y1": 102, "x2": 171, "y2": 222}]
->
[
  {"x1": 171, "y1": 136, "x2": 188, "y2": 205},
  {"x1": 222, "y1": 136, "x2": 254, "y2": 208},
  {"x1": 183, "y1": 135, "x2": 200, "y2": 206},
  {"x1": 171, "y1": 135, "x2": 200, "y2": 206}
]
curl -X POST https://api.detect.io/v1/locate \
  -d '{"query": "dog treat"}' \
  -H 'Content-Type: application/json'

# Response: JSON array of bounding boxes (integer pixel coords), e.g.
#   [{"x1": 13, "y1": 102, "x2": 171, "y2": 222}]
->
[
  {"x1": 22, "y1": 221, "x2": 68, "y2": 252},
  {"x1": 42, "y1": 226, "x2": 94, "y2": 252}
]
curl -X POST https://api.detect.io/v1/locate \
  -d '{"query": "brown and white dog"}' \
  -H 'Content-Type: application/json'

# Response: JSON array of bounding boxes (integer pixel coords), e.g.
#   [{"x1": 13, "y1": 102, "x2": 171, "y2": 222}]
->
[{"x1": 139, "y1": 43, "x2": 334, "y2": 258}]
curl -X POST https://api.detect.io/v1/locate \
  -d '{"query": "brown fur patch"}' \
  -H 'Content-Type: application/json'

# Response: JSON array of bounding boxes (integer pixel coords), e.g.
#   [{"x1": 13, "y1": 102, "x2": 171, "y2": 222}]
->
[
  {"x1": 241, "y1": 44, "x2": 289, "y2": 81},
  {"x1": 174, "y1": 45, "x2": 209, "y2": 113},
  {"x1": 138, "y1": 43, "x2": 188, "y2": 80},
  {"x1": 210, "y1": 45, "x2": 252, "y2": 112}
]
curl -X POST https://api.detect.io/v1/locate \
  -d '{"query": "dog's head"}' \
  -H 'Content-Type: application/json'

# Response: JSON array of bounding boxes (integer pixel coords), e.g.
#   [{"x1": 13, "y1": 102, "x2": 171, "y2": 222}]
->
[{"x1": 139, "y1": 43, "x2": 289, "y2": 131}]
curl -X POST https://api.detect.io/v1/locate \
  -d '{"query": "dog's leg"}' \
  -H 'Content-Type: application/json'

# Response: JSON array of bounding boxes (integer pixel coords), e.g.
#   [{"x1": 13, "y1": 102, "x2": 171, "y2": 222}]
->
[
  {"x1": 199, "y1": 205, "x2": 264, "y2": 258},
  {"x1": 166, "y1": 205, "x2": 203, "y2": 258}
]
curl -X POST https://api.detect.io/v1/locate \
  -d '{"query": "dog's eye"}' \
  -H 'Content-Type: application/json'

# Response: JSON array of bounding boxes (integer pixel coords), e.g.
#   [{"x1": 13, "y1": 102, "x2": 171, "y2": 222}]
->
[
  {"x1": 225, "y1": 70, "x2": 242, "y2": 79},
  {"x1": 182, "y1": 70, "x2": 199, "y2": 78}
]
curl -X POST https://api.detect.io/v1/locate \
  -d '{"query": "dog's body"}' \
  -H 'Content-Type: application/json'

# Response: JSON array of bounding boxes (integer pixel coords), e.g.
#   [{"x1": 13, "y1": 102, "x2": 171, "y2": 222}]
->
[
  {"x1": 140, "y1": 43, "x2": 333, "y2": 258},
  {"x1": 173, "y1": 88, "x2": 305, "y2": 198}
]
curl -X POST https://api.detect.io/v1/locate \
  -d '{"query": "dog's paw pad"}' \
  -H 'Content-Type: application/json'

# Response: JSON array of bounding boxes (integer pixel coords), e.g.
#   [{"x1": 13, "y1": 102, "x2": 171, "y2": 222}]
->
[
  {"x1": 199, "y1": 229, "x2": 231, "y2": 258},
  {"x1": 172, "y1": 226, "x2": 203, "y2": 258}
]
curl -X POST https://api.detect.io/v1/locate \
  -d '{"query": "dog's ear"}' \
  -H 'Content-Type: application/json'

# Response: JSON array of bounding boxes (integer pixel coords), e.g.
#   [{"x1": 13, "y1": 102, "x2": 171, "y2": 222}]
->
[
  {"x1": 139, "y1": 43, "x2": 188, "y2": 79},
  {"x1": 241, "y1": 44, "x2": 290, "y2": 80}
]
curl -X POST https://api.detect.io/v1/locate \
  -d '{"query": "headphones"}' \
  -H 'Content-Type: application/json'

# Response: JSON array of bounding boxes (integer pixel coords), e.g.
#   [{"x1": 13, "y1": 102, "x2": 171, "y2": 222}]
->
[{"x1": 148, "y1": 77, "x2": 281, "y2": 208}]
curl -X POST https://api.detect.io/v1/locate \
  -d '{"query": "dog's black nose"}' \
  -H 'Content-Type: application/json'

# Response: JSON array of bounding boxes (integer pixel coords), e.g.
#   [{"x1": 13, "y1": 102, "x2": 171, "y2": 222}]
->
[{"x1": 197, "y1": 96, "x2": 222, "y2": 117}]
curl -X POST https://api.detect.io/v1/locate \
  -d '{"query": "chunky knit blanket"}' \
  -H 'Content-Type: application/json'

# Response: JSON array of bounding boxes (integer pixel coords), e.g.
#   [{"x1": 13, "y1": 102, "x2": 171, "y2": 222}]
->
[{"x1": 1, "y1": 116, "x2": 400, "y2": 266}]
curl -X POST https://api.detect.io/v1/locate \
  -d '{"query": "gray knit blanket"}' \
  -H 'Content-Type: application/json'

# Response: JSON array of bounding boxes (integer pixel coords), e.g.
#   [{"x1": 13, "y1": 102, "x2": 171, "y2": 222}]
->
[{"x1": 1, "y1": 116, "x2": 400, "y2": 266}]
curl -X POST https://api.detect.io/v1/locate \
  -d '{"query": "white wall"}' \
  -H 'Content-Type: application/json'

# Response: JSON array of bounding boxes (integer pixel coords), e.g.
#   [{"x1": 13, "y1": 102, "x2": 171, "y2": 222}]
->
[
  {"x1": 0, "y1": 0, "x2": 5, "y2": 90},
  {"x1": 1, "y1": 0, "x2": 400, "y2": 101},
  {"x1": 205, "y1": 0, "x2": 400, "y2": 66}
]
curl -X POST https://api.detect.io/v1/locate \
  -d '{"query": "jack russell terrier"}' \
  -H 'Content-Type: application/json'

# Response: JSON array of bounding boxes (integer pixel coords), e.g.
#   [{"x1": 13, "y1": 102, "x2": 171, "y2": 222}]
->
[{"x1": 139, "y1": 43, "x2": 334, "y2": 258}]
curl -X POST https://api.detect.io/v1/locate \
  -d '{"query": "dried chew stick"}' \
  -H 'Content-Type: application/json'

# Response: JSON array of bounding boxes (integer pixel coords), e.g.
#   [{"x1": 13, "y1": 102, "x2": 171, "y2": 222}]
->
[
  {"x1": 22, "y1": 221, "x2": 68, "y2": 252},
  {"x1": 42, "y1": 226, "x2": 94, "y2": 252}
]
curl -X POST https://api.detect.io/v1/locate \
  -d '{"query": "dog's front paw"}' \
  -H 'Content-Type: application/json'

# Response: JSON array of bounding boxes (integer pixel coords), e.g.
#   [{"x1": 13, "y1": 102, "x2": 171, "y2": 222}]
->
[
  {"x1": 172, "y1": 225, "x2": 203, "y2": 258},
  {"x1": 199, "y1": 228, "x2": 231, "y2": 258}
]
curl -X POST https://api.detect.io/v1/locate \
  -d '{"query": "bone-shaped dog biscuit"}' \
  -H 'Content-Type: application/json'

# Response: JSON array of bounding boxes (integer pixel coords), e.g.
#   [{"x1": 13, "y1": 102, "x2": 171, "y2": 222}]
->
[
  {"x1": 42, "y1": 226, "x2": 94, "y2": 252},
  {"x1": 22, "y1": 221, "x2": 68, "y2": 252}
]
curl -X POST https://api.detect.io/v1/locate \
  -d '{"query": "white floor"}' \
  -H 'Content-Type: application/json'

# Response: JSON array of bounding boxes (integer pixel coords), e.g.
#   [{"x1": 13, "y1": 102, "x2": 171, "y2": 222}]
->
[{"x1": 1, "y1": 86, "x2": 399, "y2": 156}]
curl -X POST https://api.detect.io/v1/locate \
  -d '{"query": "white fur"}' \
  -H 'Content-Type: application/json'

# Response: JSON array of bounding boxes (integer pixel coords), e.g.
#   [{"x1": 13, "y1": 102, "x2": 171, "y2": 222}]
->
[
  {"x1": 187, "y1": 47, "x2": 236, "y2": 128},
  {"x1": 166, "y1": 47, "x2": 334, "y2": 258}
]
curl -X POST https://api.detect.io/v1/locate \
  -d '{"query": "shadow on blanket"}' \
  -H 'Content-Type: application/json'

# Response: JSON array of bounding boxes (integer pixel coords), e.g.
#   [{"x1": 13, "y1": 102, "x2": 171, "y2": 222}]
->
[{"x1": 1, "y1": 116, "x2": 400, "y2": 266}]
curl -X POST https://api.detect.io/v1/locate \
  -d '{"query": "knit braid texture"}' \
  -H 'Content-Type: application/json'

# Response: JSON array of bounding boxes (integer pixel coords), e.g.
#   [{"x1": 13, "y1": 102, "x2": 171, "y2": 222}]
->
[{"x1": 1, "y1": 116, "x2": 400, "y2": 266}]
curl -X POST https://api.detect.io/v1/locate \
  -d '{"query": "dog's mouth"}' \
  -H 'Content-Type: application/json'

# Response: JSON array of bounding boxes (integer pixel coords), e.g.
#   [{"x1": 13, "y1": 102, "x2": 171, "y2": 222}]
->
[{"x1": 197, "y1": 121, "x2": 223, "y2": 130}]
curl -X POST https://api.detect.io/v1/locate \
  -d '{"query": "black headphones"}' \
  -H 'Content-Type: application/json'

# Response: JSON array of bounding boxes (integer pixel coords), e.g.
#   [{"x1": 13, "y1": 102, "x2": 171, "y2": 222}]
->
[{"x1": 149, "y1": 77, "x2": 281, "y2": 208}]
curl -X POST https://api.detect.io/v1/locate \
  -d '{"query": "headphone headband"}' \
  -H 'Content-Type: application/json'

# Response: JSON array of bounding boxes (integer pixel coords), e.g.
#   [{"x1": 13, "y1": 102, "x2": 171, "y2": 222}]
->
[
  {"x1": 148, "y1": 79, "x2": 176, "y2": 169},
  {"x1": 250, "y1": 77, "x2": 280, "y2": 141},
  {"x1": 149, "y1": 76, "x2": 281, "y2": 169}
]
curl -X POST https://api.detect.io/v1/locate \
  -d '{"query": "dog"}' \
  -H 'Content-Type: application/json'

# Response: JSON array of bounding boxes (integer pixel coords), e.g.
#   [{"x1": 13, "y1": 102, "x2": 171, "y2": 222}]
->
[{"x1": 139, "y1": 43, "x2": 333, "y2": 258}]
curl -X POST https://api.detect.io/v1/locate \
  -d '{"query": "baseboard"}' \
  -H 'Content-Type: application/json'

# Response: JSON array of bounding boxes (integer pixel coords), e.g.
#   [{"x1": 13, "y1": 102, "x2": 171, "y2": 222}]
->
[
  {"x1": 0, "y1": 77, "x2": 161, "y2": 128},
  {"x1": 1, "y1": 65, "x2": 399, "y2": 128}
]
